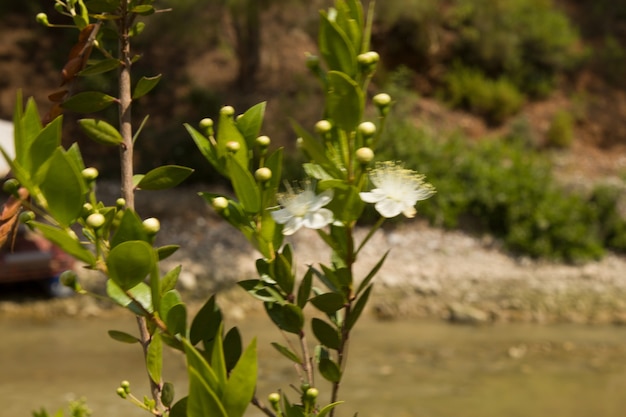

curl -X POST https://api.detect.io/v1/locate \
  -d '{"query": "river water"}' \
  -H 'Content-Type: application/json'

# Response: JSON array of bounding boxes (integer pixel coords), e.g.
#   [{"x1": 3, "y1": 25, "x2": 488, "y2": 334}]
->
[{"x1": 2, "y1": 312, "x2": 626, "y2": 417}]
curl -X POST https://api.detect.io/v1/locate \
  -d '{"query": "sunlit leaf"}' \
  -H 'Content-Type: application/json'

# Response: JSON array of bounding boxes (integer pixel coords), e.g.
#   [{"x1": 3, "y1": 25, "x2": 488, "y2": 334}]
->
[
  {"x1": 319, "y1": 11, "x2": 357, "y2": 77},
  {"x1": 133, "y1": 74, "x2": 162, "y2": 99},
  {"x1": 147, "y1": 332, "x2": 163, "y2": 384},
  {"x1": 235, "y1": 102, "x2": 266, "y2": 148},
  {"x1": 78, "y1": 118, "x2": 123, "y2": 145},
  {"x1": 187, "y1": 367, "x2": 227, "y2": 417},
  {"x1": 30, "y1": 116, "x2": 62, "y2": 180},
  {"x1": 271, "y1": 342, "x2": 302, "y2": 364},
  {"x1": 106, "y1": 280, "x2": 153, "y2": 316},
  {"x1": 30, "y1": 221, "x2": 95, "y2": 265},
  {"x1": 61, "y1": 91, "x2": 117, "y2": 113},
  {"x1": 136, "y1": 165, "x2": 194, "y2": 190},
  {"x1": 160, "y1": 264, "x2": 181, "y2": 294},
  {"x1": 223, "y1": 339, "x2": 257, "y2": 417},
  {"x1": 111, "y1": 209, "x2": 148, "y2": 248},
  {"x1": 157, "y1": 244, "x2": 179, "y2": 261},
  {"x1": 326, "y1": 71, "x2": 363, "y2": 131},
  {"x1": 107, "y1": 240, "x2": 156, "y2": 290},
  {"x1": 227, "y1": 156, "x2": 260, "y2": 213},
  {"x1": 312, "y1": 318, "x2": 340, "y2": 350},
  {"x1": 107, "y1": 330, "x2": 140, "y2": 344}
]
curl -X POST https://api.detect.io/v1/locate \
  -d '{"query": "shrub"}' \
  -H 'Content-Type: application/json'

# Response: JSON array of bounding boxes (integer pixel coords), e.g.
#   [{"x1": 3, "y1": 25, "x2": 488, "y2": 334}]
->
[{"x1": 546, "y1": 110, "x2": 574, "y2": 148}]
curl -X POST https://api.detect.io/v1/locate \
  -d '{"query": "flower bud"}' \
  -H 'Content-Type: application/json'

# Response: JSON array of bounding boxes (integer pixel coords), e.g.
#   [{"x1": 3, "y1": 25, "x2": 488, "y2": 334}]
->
[
  {"x1": 268, "y1": 392, "x2": 281, "y2": 405},
  {"x1": 142, "y1": 217, "x2": 160, "y2": 235},
  {"x1": 86, "y1": 213, "x2": 105, "y2": 229},
  {"x1": 305, "y1": 387, "x2": 319, "y2": 400},
  {"x1": 199, "y1": 118, "x2": 214, "y2": 135},
  {"x1": 255, "y1": 167, "x2": 272, "y2": 182},
  {"x1": 19, "y1": 211, "x2": 35, "y2": 224},
  {"x1": 212, "y1": 196, "x2": 229, "y2": 211},
  {"x1": 358, "y1": 121, "x2": 376, "y2": 137},
  {"x1": 54, "y1": 3, "x2": 64, "y2": 13},
  {"x1": 355, "y1": 147, "x2": 374, "y2": 164},
  {"x1": 2, "y1": 178, "x2": 20, "y2": 195},
  {"x1": 255, "y1": 135, "x2": 271, "y2": 148},
  {"x1": 82, "y1": 203, "x2": 94, "y2": 217},
  {"x1": 116, "y1": 387, "x2": 127, "y2": 399},
  {"x1": 116, "y1": 198, "x2": 126, "y2": 209},
  {"x1": 220, "y1": 106, "x2": 235, "y2": 117},
  {"x1": 81, "y1": 167, "x2": 99, "y2": 182},
  {"x1": 59, "y1": 270, "x2": 78, "y2": 289},
  {"x1": 226, "y1": 141, "x2": 240, "y2": 153},
  {"x1": 373, "y1": 93, "x2": 391, "y2": 108},
  {"x1": 305, "y1": 53, "x2": 320, "y2": 71},
  {"x1": 36, "y1": 13, "x2": 50, "y2": 26},
  {"x1": 357, "y1": 51, "x2": 380, "y2": 66},
  {"x1": 315, "y1": 120, "x2": 332, "y2": 134},
  {"x1": 120, "y1": 380, "x2": 131, "y2": 393}
]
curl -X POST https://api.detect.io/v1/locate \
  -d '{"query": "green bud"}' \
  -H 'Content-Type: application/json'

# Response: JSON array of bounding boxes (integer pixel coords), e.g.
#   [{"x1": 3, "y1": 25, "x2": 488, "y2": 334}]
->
[
  {"x1": 36, "y1": 13, "x2": 50, "y2": 26},
  {"x1": 116, "y1": 198, "x2": 126, "y2": 209},
  {"x1": 212, "y1": 196, "x2": 229, "y2": 211},
  {"x1": 268, "y1": 392, "x2": 281, "y2": 404},
  {"x1": 81, "y1": 203, "x2": 94, "y2": 218},
  {"x1": 373, "y1": 93, "x2": 391, "y2": 108},
  {"x1": 355, "y1": 147, "x2": 375, "y2": 164},
  {"x1": 254, "y1": 167, "x2": 272, "y2": 182},
  {"x1": 358, "y1": 121, "x2": 376, "y2": 137},
  {"x1": 199, "y1": 118, "x2": 214, "y2": 135},
  {"x1": 142, "y1": 217, "x2": 160, "y2": 235},
  {"x1": 226, "y1": 141, "x2": 240, "y2": 153},
  {"x1": 220, "y1": 106, "x2": 235, "y2": 117},
  {"x1": 86, "y1": 213, "x2": 106, "y2": 229},
  {"x1": 255, "y1": 135, "x2": 271, "y2": 148},
  {"x1": 53, "y1": 3, "x2": 64, "y2": 13},
  {"x1": 19, "y1": 211, "x2": 35, "y2": 224},
  {"x1": 120, "y1": 380, "x2": 131, "y2": 393},
  {"x1": 116, "y1": 387, "x2": 127, "y2": 399},
  {"x1": 3, "y1": 178, "x2": 20, "y2": 195},
  {"x1": 315, "y1": 120, "x2": 332, "y2": 134},
  {"x1": 81, "y1": 167, "x2": 99, "y2": 182},
  {"x1": 357, "y1": 51, "x2": 380, "y2": 66},
  {"x1": 59, "y1": 270, "x2": 78, "y2": 289},
  {"x1": 305, "y1": 53, "x2": 320, "y2": 71},
  {"x1": 305, "y1": 387, "x2": 319, "y2": 400}
]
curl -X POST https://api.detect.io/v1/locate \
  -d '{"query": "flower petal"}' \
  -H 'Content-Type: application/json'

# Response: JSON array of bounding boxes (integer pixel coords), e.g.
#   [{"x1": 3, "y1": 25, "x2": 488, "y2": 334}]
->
[
  {"x1": 271, "y1": 208, "x2": 293, "y2": 224},
  {"x1": 282, "y1": 217, "x2": 304, "y2": 235},
  {"x1": 359, "y1": 190, "x2": 384, "y2": 203},
  {"x1": 302, "y1": 208, "x2": 334, "y2": 229},
  {"x1": 374, "y1": 199, "x2": 403, "y2": 218}
]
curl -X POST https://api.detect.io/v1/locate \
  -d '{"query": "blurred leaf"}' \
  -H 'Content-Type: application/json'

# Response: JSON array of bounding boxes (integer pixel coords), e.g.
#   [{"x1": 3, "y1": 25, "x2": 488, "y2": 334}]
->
[
  {"x1": 39, "y1": 148, "x2": 86, "y2": 226},
  {"x1": 107, "y1": 240, "x2": 156, "y2": 290},
  {"x1": 187, "y1": 367, "x2": 227, "y2": 417},
  {"x1": 227, "y1": 156, "x2": 260, "y2": 213},
  {"x1": 133, "y1": 74, "x2": 162, "y2": 99},
  {"x1": 335, "y1": 0, "x2": 363, "y2": 52},
  {"x1": 217, "y1": 111, "x2": 248, "y2": 173},
  {"x1": 236, "y1": 102, "x2": 266, "y2": 148},
  {"x1": 190, "y1": 295, "x2": 222, "y2": 346},
  {"x1": 296, "y1": 267, "x2": 313, "y2": 308},
  {"x1": 107, "y1": 330, "x2": 140, "y2": 344},
  {"x1": 30, "y1": 116, "x2": 62, "y2": 180},
  {"x1": 310, "y1": 292, "x2": 345, "y2": 314},
  {"x1": 147, "y1": 332, "x2": 163, "y2": 384},
  {"x1": 326, "y1": 71, "x2": 363, "y2": 131},
  {"x1": 161, "y1": 290, "x2": 186, "y2": 337},
  {"x1": 157, "y1": 244, "x2": 180, "y2": 260},
  {"x1": 78, "y1": 118, "x2": 123, "y2": 146},
  {"x1": 357, "y1": 251, "x2": 388, "y2": 295},
  {"x1": 312, "y1": 318, "x2": 340, "y2": 349},
  {"x1": 79, "y1": 58, "x2": 121, "y2": 76},
  {"x1": 319, "y1": 11, "x2": 357, "y2": 77},
  {"x1": 223, "y1": 327, "x2": 242, "y2": 372},
  {"x1": 136, "y1": 165, "x2": 194, "y2": 190},
  {"x1": 346, "y1": 284, "x2": 372, "y2": 331},
  {"x1": 160, "y1": 264, "x2": 181, "y2": 294},
  {"x1": 271, "y1": 342, "x2": 302, "y2": 364},
  {"x1": 169, "y1": 397, "x2": 187, "y2": 417},
  {"x1": 130, "y1": 4, "x2": 154, "y2": 15},
  {"x1": 292, "y1": 121, "x2": 342, "y2": 178},
  {"x1": 161, "y1": 382, "x2": 175, "y2": 408},
  {"x1": 319, "y1": 357, "x2": 342, "y2": 382},
  {"x1": 318, "y1": 401, "x2": 344, "y2": 417},
  {"x1": 84, "y1": 0, "x2": 119, "y2": 14},
  {"x1": 185, "y1": 124, "x2": 223, "y2": 175},
  {"x1": 265, "y1": 303, "x2": 304, "y2": 334},
  {"x1": 223, "y1": 339, "x2": 257, "y2": 417},
  {"x1": 210, "y1": 325, "x2": 228, "y2": 389},
  {"x1": 30, "y1": 221, "x2": 95, "y2": 265},
  {"x1": 61, "y1": 91, "x2": 117, "y2": 113},
  {"x1": 111, "y1": 209, "x2": 148, "y2": 248}
]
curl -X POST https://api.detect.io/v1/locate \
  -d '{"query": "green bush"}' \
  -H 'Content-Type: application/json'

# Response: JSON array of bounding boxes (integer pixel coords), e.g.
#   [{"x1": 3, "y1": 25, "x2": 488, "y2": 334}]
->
[
  {"x1": 546, "y1": 110, "x2": 574, "y2": 148},
  {"x1": 442, "y1": 65, "x2": 525, "y2": 124},
  {"x1": 375, "y1": 85, "x2": 626, "y2": 261}
]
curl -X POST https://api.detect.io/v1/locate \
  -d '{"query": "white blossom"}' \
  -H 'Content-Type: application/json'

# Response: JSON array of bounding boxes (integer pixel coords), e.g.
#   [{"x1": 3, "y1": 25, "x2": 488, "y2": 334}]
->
[
  {"x1": 271, "y1": 183, "x2": 334, "y2": 235},
  {"x1": 360, "y1": 161, "x2": 435, "y2": 218}
]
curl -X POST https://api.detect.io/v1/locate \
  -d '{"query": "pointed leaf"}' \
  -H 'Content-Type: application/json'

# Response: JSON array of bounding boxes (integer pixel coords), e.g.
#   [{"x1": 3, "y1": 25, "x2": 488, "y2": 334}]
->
[
  {"x1": 107, "y1": 330, "x2": 140, "y2": 344},
  {"x1": 319, "y1": 357, "x2": 342, "y2": 382},
  {"x1": 182, "y1": 339, "x2": 221, "y2": 396},
  {"x1": 107, "y1": 240, "x2": 156, "y2": 290},
  {"x1": 161, "y1": 382, "x2": 175, "y2": 408},
  {"x1": 223, "y1": 327, "x2": 242, "y2": 372},
  {"x1": 227, "y1": 156, "x2": 260, "y2": 213},
  {"x1": 30, "y1": 116, "x2": 62, "y2": 179},
  {"x1": 106, "y1": 280, "x2": 153, "y2": 315},
  {"x1": 312, "y1": 318, "x2": 340, "y2": 350},
  {"x1": 357, "y1": 251, "x2": 388, "y2": 295},
  {"x1": 78, "y1": 118, "x2": 123, "y2": 145},
  {"x1": 265, "y1": 303, "x2": 304, "y2": 334},
  {"x1": 136, "y1": 165, "x2": 194, "y2": 190},
  {"x1": 235, "y1": 102, "x2": 266, "y2": 148},
  {"x1": 318, "y1": 401, "x2": 344, "y2": 417},
  {"x1": 210, "y1": 325, "x2": 228, "y2": 389},
  {"x1": 223, "y1": 339, "x2": 257, "y2": 417},
  {"x1": 30, "y1": 221, "x2": 96, "y2": 265},
  {"x1": 346, "y1": 284, "x2": 372, "y2": 330},
  {"x1": 326, "y1": 71, "x2": 363, "y2": 131},
  {"x1": 111, "y1": 209, "x2": 148, "y2": 248},
  {"x1": 147, "y1": 332, "x2": 163, "y2": 384},
  {"x1": 133, "y1": 74, "x2": 162, "y2": 99},
  {"x1": 310, "y1": 292, "x2": 346, "y2": 314},
  {"x1": 319, "y1": 11, "x2": 357, "y2": 77},
  {"x1": 161, "y1": 264, "x2": 181, "y2": 294},
  {"x1": 61, "y1": 91, "x2": 117, "y2": 113},
  {"x1": 185, "y1": 124, "x2": 222, "y2": 174},
  {"x1": 79, "y1": 58, "x2": 121, "y2": 76},
  {"x1": 157, "y1": 245, "x2": 179, "y2": 261},
  {"x1": 187, "y1": 367, "x2": 227, "y2": 417},
  {"x1": 296, "y1": 268, "x2": 313, "y2": 308},
  {"x1": 271, "y1": 342, "x2": 302, "y2": 364},
  {"x1": 217, "y1": 111, "x2": 248, "y2": 171},
  {"x1": 190, "y1": 295, "x2": 222, "y2": 346}
]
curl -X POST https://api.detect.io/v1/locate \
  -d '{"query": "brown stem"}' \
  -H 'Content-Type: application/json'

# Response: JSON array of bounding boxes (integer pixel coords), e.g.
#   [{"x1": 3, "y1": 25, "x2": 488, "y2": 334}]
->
[
  {"x1": 117, "y1": 1, "x2": 162, "y2": 412},
  {"x1": 252, "y1": 395, "x2": 277, "y2": 417}
]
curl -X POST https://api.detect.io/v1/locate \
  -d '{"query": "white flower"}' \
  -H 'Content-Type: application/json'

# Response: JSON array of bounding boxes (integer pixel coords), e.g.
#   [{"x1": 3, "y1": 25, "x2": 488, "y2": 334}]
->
[
  {"x1": 271, "y1": 183, "x2": 334, "y2": 235},
  {"x1": 360, "y1": 161, "x2": 435, "y2": 218}
]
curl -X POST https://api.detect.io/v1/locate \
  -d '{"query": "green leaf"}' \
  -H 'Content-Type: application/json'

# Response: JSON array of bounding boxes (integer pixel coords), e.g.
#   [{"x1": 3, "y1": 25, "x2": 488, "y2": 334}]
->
[
  {"x1": 130, "y1": 4, "x2": 154, "y2": 15},
  {"x1": 271, "y1": 342, "x2": 302, "y2": 364},
  {"x1": 346, "y1": 284, "x2": 372, "y2": 330},
  {"x1": 310, "y1": 292, "x2": 346, "y2": 314},
  {"x1": 326, "y1": 71, "x2": 363, "y2": 131},
  {"x1": 265, "y1": 303, "x2": 304, "y2": 334},
  {"x1": 107, "y1": 240, "x2": 156, "y2": 290},
  {"x1": 335, "y1": 0, "x2": 363, "y2": 52},
  {"x1": 39, "y1": 148, "x2": 86, "y2": 227},
  {"x1": 217, "y1": 111, "x2": 248, "y2": 172},
  {"x1": 161, "y1": 382, "x2": 175, "y2": 408},
  {"x1": 182, "y1": 338, "x2": 221, "y2": 396},
  {"x1": 133, "y1": 74, "x2": 162, "y2": 99},
  {"x1": 318, "y1": 401, "x2": 344, "y2": 417},
  {"x1": 161, "y1": 264, "x2": 181, "y2": 294},
  {"x1": 235, "y1": 102, "x2": 266, "y2": 148},
  {"x1": 319, "y1": 11, "x2": 357, "y2": 77},
  {"x1": 210, "y1": 325, "x2": 228, "y2": 389},
  {"x1": 296, "y1": 268, "x2": 313, "y2": 308},
  {"x1": 274, "y1": 251, "x2": 295, "y2": 295},
  {"x1": 106, "y1": 280, "x2": 153, "y2": 315},
  {"x1": 187, "y1": 367, "x2": 227, "y2": 417},
  {"x1": 136, "y1": 165, "x2": 194, "y2": 190},
  {"x1": 30, "y1": 221, "x2": 96, "y2": 265},
  {"x1": 223, "y1": 339, "x2": 257, "y2": 417},
  {"x1": 29, "y1": 116, "x2": 62, "y2": 180},
  {"x1": 157, "y1": 245, "x2": 180, "y2": 261},
  {"x1": 147, "y1": 332, "x2": 163, "y2": 384},
  {"x1": 78, "y1": 118, "x2": 123, "y2": 146},
  {"x1": 169, "y1": 397, "x2": 187, "y2": 417},
  {"x1": 79, "y1": 58, "x2": 121, "y2": 76},
  {"x1": 185, "y1": 124, "x2": 222, "y2": 175},
  {"x1": 111, "y1": 209, "x2": 148, "y2": 248},
  {"x1": 357, "y1": 251, "x2": 388, "y2": 295},
  {"x1": 107, "y1": 330, "x2": 140, "y2": 344},
  {"x1": 160, "y1": 290, "x2": 186, "y2": 336},
  {"x1": 223, "y1": 327, "x2": 242, "y2": 372},
  {"x1": 227, "y1": 156, "x2": 260, "y2": 213},
  {"x1": 61, "y1": 91, "x2": 117, "y2": 113},
  {"x1": 190, "y1": 295, "x2": 222, "y2": 346},
  {"x1": 291, "y1": 121, "x2": 342, "y2": 178},
  {"x1": 312, "y1": 318, "x2": 340, "y2": 350},
  {"x1": 319, "y1": 357, "x2": 342, "y2": 382}
]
